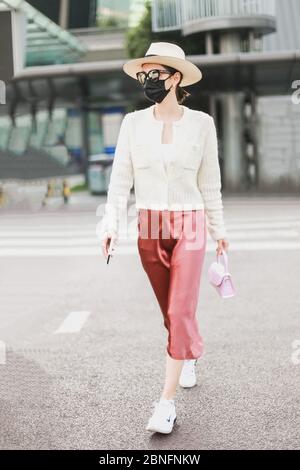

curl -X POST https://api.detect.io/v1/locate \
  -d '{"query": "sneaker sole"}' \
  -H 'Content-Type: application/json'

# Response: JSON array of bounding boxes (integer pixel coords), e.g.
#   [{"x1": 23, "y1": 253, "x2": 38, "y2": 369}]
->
[
  {"x1": 179, "y1": 380, "x2": 197, "y2": 388},
  {"x1": 146, "y1": 416, "x2": 177, "y2": 434}
]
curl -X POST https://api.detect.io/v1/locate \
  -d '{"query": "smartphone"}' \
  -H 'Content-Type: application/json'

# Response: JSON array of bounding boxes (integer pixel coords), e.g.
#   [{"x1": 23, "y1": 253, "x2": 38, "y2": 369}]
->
[{"x1": 106, "y1": 235, "x2": 117, "y2": 265}]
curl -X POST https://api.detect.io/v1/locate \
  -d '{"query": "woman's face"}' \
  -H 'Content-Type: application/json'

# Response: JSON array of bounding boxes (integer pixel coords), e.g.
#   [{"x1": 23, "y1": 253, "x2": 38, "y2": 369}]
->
[{"x1": 141, "y1": 62, "x2": 181, "y2": 90}]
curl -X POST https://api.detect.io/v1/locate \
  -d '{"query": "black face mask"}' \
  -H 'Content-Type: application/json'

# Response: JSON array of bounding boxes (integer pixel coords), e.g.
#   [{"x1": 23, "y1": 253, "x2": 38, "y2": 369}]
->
[{"x1": 143, "y1": 75, "x2": 174, "y2": 103}]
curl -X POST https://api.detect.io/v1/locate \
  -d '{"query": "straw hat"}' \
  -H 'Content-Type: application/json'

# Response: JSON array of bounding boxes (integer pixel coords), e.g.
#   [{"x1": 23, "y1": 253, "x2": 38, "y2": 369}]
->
[{"x1": 122, "y1": 42, "x2": 202, "y2": 87}]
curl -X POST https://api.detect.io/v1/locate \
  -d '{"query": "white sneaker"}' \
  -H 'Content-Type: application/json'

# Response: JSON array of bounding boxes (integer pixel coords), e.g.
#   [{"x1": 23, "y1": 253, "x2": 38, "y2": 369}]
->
[
  {"x1": 145, "y1": 398, "x2": 177, "y2": 434},
  {"x1": 179, "y1": 359, "x2": 198, "y2": 388}
]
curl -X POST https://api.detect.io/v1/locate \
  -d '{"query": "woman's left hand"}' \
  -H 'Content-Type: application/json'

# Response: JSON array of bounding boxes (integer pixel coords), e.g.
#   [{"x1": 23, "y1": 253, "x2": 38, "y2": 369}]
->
[{"x1": 216, "y1": 238, "x2": 229, "y2": 255}]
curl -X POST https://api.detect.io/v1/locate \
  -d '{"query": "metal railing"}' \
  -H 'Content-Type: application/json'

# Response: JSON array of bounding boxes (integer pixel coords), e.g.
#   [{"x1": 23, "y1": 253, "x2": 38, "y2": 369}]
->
[
  {"x1": 152, "y1": 0, "x2": 276, "y2": 31},
  {"x1": 152, "y1": 0, "x2": 182, "y2": 31}
]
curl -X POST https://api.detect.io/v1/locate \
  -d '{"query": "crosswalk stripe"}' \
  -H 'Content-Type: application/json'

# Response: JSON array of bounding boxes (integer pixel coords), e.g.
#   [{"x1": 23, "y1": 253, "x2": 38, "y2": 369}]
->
[
  {"x1": 0, "y1": 242, "x2": 300, "y2": 257},
  {"x1": 218, "y1": 230, "x2": 299, "y2": 239},
  {"x1": 0, "y1": 341, "x2": 6, "y2": 365},
  {"x1": 0, "y1": 212, "x2": 299, "y2": 256},
  {"x1": 0, "y1": 230, "x2": 97, "y2": 237},
  {"x1": 0, "y1": 238, "x2": 99, "y2": 246},
  {"x1": 54, "y1": 311, "x2": 91, "y2": 334},
  {"x1": 0, "y1": 229, "x2": 298, "y2": 247},
  {"x1": 224, "y1": 222, "x2": 300, "y2": 229},
  {"x1": 0, "y1": 221, "x2": 300, "y2": 233}
]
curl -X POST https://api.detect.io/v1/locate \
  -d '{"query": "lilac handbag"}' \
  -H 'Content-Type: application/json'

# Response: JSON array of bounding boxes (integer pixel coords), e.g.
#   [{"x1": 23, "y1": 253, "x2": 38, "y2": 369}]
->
[{"x1": 208, "y1": 250, "x2": 236, "y2": 299}]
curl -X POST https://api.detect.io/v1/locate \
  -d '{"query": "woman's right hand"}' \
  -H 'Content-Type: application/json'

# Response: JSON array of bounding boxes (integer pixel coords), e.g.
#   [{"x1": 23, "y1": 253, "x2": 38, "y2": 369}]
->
[{"x1": 101, "y1": 231, "x2": 118, "y2": 259}]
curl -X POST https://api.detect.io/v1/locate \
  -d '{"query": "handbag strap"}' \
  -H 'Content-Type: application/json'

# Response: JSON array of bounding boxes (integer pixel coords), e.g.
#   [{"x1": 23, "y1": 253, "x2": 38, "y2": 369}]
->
[{"x1": 216, "y1": 249, "x2": 229, "y2": 271}]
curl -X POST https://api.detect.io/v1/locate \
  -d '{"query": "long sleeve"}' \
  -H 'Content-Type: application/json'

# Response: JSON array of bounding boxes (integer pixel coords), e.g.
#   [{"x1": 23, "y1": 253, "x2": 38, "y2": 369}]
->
[
  {"x1": 97, "y1": 113, "x2": 134, "y2": 240},
  {"x1": 197, "y1": 115, "x2": 227, "y2": 242}
]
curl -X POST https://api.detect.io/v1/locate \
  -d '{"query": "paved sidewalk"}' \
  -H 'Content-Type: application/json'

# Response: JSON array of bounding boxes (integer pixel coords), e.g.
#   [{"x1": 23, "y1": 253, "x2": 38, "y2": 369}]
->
[{"x1": 0, "y1": 198, "x2": 299, "y2": 449}]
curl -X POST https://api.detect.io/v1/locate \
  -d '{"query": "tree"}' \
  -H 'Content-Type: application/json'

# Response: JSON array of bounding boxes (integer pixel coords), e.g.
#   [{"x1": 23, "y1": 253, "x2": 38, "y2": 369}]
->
[{"x1": 125, "y1": 0, "x2": 205, "y2": 59}]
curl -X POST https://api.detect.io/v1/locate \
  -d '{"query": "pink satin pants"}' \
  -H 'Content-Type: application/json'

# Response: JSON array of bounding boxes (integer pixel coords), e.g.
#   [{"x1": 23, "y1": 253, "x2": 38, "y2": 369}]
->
[{"x1": 137, "y1": 208, "x2": 207, "y2": 360}]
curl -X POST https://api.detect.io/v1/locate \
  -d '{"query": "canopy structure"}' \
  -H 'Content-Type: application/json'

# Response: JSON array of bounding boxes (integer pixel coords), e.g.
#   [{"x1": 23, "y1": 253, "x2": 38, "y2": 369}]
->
[
  {"x1": 8, "y1": 50, "x2": 300, "y2": 103},
  {"x1": 192, "y1": 50, "x2": 300, "y2": 95},
  {"x1": 1, "y1": 0, "x2": 86, "y2": 65}
]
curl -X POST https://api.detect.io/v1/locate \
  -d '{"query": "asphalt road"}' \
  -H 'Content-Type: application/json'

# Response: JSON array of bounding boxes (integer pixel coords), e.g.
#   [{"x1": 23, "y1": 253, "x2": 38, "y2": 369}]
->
[{"x1": 0, "y1": 194, "x2": 300, "y2": 450}]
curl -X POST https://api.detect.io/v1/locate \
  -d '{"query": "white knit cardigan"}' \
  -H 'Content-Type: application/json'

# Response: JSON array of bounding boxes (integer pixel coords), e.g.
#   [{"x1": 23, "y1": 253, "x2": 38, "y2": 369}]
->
[{"x1": 99, "y1": 104, "x2": 227, "y2": 242}]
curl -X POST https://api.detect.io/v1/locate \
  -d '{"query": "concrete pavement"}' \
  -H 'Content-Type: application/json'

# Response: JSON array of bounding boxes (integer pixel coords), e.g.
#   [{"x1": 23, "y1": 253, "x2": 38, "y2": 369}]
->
[{"x1": 0, "y1": 195, "x2": 300, "y2": 449}]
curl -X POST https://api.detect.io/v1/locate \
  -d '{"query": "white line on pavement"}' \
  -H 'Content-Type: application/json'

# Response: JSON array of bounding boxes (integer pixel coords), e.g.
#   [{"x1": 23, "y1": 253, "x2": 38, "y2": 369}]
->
[
  {"x1": 1, "y1": 241, "x2": 300, "y2": 257},
  {"x1": 0, "y1": 229, "x2": 298, "y2": 245},
  {"x1": 1, "y1": 219, "x2": 300, "y2": 233},
  {"x1": 0, "y1": 341, "x2": 6, "y2": 365},
  {"x1": 0, "y1": 238, "x2": 99, "y2": 246},
  {"x1": 223, "y1": 221, "x2": 300, "y2": 229},
  {"x1": 54, "y1": 311, "x2": 91, "y2": 334},
  {"x1": 0, "y1": 230, "x2": 96, "y2": 237}
]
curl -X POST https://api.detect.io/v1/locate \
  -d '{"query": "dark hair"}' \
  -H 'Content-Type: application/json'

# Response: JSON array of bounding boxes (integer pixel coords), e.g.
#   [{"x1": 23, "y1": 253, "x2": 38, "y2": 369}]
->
[{"x1": 163, "y1": 65, "x2": 191, "y2": 104}]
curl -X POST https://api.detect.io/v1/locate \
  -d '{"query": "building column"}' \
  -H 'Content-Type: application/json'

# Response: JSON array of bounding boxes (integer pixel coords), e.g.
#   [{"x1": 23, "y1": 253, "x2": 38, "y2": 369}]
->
[
  {"x1": 205, "y1": 32, "x2": 214, "y2": 54},
  {"x1": 221, "y1": 92, "x2": 245, "y2": 190},
  {"x1": 219, "y1": 32, "x2": 245, "y2": 191},
  {"x1": 79, "y1": 103, "x2": 90, "y2": 185},
  {"x1": 59, "y1": 0, "x2": 70, "y2": 29}
]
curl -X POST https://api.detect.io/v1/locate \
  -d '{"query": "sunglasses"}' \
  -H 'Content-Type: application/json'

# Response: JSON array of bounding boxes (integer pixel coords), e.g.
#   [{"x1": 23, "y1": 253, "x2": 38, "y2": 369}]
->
[{"x1": 136, "y1": 69, "x2": 175, "y2": 86}]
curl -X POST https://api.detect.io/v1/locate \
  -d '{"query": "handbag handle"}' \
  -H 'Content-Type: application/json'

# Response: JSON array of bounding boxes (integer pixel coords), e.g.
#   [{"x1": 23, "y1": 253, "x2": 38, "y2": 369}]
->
[{"x1": 216, "y1": 250, "x2": 229, "y2": 272}]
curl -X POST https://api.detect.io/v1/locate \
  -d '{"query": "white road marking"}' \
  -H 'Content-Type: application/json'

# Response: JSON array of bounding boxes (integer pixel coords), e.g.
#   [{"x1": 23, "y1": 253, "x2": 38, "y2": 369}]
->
[
  {"x1": 223, "y1": 222, "x2": 300, "y2": 229},
  {"x1": 0, "y1": 241, "x2": 300, "y2": 257},
  {"x1": 0, "y1": 213, "x2": 300, "y2": 256},
  {"x1": 0, "y1": 230, "x2": 96, "y2": 237},
  {"x1": 0, "y1": 221, "x2": 300, "y2": 233},
  {"x1": 0, "y1": 238, "x2": 99, "y2": 246},
  {"x1": 54, "y1": 311, "x2": 91, "y2": 334},
  {"x1": 0, "y1": 341, "x2": 6, "y2": 365},
  {"x1": 0, "y1": 229, "x2": 298, "y2": 246},
  {"x1": 217, "y1": 230, "x2": 299, "y2": 239}
]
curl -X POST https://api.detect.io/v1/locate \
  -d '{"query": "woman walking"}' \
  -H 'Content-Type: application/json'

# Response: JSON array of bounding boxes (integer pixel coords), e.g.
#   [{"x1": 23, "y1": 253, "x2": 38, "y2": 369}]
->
[{"x1": 100, "y1": 42, "x2": 229, "y2": 434}]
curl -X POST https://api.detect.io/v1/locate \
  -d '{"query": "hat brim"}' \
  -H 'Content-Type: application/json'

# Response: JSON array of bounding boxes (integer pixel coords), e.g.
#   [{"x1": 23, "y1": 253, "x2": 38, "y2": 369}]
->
[{"x1": 123, "y1": 55, "x2": 202, "y2": 87}]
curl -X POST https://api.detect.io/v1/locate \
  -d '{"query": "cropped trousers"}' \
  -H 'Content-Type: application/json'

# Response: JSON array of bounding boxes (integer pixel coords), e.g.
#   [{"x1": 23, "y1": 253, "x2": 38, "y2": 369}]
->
[{"x1": 137, "y1": 208, "x2": 207, "y2": 360}]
